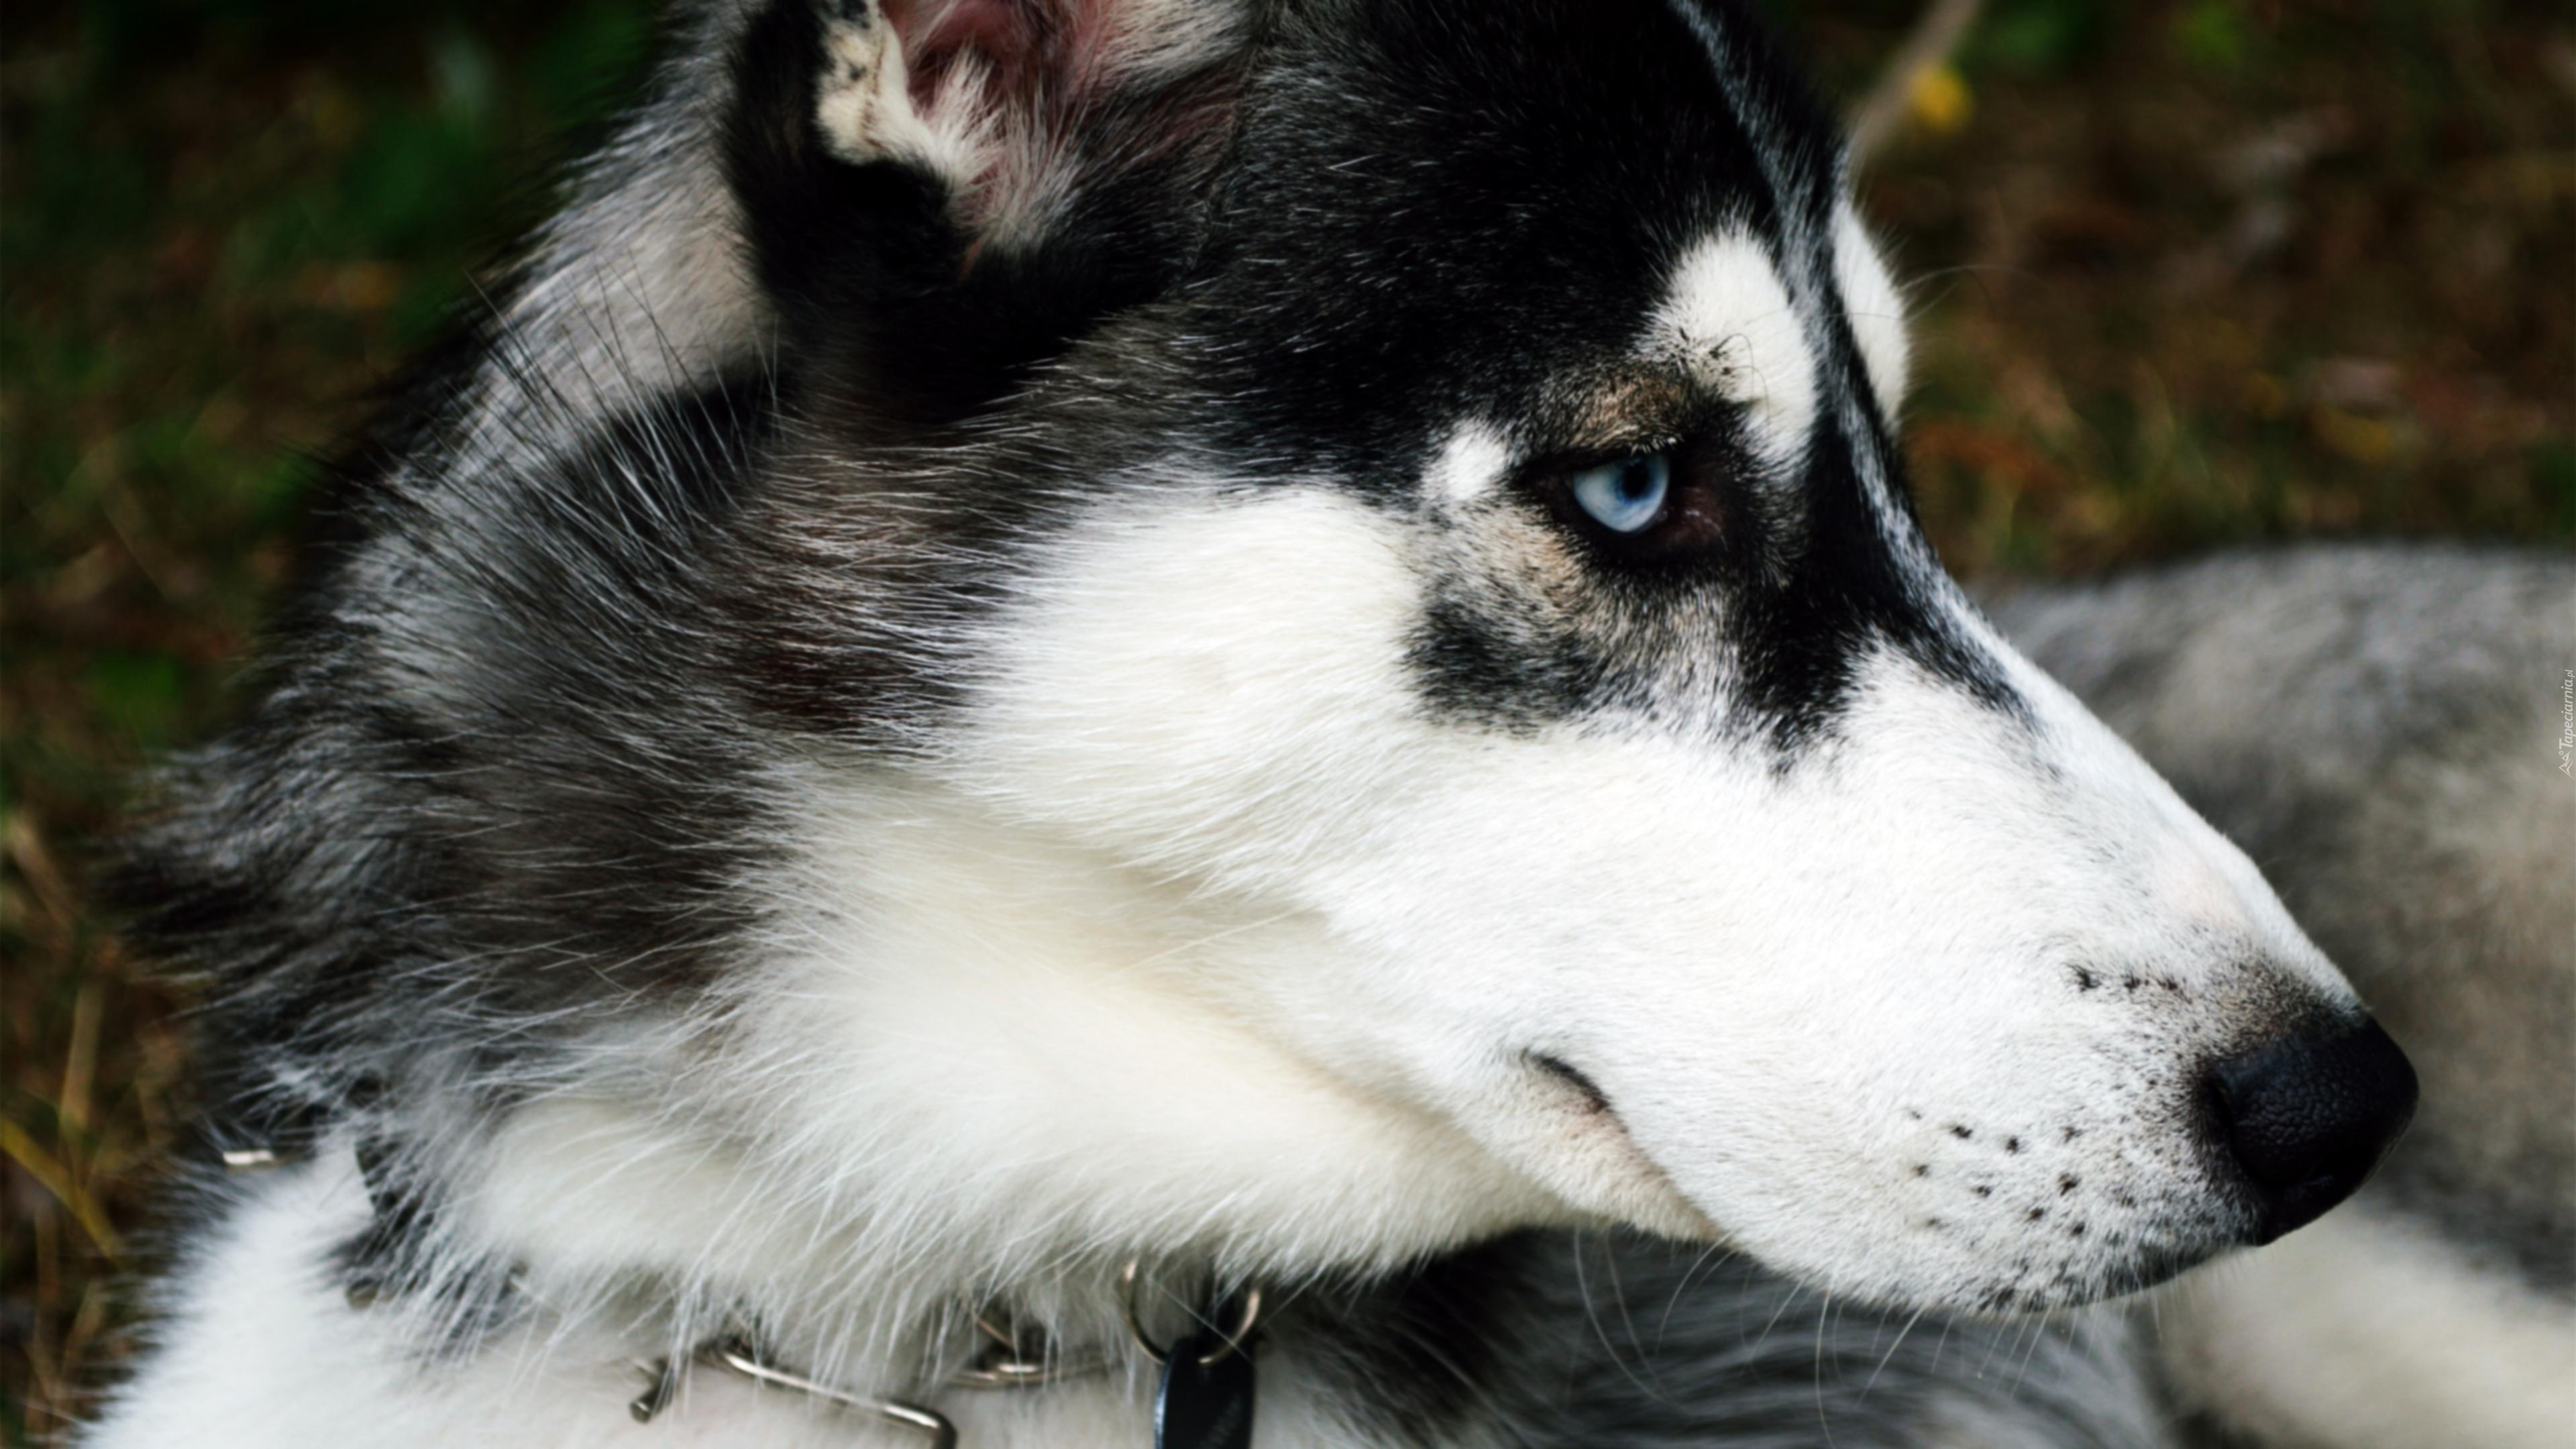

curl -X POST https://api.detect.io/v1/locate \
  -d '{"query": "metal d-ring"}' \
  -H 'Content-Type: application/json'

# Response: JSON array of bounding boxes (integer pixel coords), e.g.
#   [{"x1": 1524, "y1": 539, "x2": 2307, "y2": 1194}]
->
[{"x1": 1117, "y1": 1258, "x2": 1263, "y2": 1368}]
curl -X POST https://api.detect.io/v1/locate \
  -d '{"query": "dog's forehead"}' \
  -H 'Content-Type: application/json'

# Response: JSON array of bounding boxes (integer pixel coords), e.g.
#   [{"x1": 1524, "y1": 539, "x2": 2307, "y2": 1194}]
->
[{"x1": 1198, "y1": 0, "x2": 1842, "y2": 468}]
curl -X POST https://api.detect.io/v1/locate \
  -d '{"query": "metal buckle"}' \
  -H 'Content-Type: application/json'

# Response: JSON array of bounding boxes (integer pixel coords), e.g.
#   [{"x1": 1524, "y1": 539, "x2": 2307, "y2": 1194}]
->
[{"x1": 949, "y1": 1311, "x2": 1109, "y2": 1388}]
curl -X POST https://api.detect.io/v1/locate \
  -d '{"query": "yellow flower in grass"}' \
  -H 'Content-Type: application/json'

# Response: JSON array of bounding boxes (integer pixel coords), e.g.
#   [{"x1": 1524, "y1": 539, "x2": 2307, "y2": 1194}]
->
[{"x1": 1909, "y1": 64, "x2": 1973, "y2": 138}]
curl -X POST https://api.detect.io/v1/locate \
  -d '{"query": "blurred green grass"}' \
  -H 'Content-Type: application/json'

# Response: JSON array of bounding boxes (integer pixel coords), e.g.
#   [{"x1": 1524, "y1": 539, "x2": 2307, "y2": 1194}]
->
[{"x1": 1, "y1": 0, "x2": 2569, "y2": 1437}]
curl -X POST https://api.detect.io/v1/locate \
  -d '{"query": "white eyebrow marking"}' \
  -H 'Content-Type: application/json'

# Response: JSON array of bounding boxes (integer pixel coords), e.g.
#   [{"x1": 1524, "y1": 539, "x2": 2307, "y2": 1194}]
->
[
  {"x1": 1652, "y1": 233, "x2": 1818, "y2": 467},
  {"x1": 1427, "y1": 419, "x2": 1515, "y2": 506}
]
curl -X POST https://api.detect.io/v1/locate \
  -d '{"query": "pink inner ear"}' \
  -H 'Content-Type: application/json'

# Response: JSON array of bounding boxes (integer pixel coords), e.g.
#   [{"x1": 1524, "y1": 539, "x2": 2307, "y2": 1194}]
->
[
  {"x1": 883, "y1": 0, "x2": 1130, "y2": 111},
  {"x1": 871, "y1": 0, "x2": 1238, "y2": 248}
]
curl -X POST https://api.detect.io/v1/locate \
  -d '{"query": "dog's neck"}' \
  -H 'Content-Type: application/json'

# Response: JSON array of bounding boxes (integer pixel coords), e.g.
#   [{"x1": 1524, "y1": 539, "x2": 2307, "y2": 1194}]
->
[
  {"x1": 268, "y1": 1118, "x2": 1521, "y2": 1449},
  {"x1": 367, "y1": 777, "x2": 1559, "y2": 1430}
]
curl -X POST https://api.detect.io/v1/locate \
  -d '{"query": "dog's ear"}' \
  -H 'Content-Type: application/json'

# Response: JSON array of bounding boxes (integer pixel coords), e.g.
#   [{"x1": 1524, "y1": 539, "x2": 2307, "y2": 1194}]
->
[{"x1": 727, "y1": 0, "x2": 1252, "y2": 423}]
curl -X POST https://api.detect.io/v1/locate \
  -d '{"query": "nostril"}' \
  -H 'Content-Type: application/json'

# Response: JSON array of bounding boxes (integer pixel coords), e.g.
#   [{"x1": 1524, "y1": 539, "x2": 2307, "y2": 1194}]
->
[{"x1": 2204, "y1": 1017, "x2": 2417, "y2": 1243}]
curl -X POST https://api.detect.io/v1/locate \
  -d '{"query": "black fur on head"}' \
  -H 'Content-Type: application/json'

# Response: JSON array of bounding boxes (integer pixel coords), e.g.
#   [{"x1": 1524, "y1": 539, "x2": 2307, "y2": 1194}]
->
[{"x1": 712, "y1": 0, "x2": 2008, "y2": 751}]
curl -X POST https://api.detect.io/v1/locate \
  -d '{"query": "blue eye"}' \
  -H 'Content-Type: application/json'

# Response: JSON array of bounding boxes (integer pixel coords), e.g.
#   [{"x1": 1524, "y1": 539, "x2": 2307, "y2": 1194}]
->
[{"x1": 1568, "y1": 453, "x2": 1671, "y2": 534}]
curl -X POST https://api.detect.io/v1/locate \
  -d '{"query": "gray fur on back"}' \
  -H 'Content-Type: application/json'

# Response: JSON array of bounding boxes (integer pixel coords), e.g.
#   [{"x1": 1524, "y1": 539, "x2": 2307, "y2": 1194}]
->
[{"x1": 1497, "y1": 1236, "x2": 2171, "y2": 1448}]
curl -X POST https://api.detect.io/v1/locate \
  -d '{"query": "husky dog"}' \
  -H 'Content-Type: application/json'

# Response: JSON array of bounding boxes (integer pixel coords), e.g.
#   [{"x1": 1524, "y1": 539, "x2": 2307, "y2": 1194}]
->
[{"x1": 92, "y1": 2, "x2": 2426, "y2": 1445}]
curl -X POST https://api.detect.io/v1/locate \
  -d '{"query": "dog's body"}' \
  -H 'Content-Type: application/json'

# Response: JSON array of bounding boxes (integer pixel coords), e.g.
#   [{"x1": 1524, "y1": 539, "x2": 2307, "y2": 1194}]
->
[{"x1": 90, "y1": 2, "x2": 2534, "y2": 1445}]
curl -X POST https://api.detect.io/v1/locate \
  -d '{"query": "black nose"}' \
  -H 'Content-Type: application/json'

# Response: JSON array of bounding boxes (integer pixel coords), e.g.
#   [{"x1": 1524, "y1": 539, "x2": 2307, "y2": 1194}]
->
[{"x1": 2206, "y1": 1018, "x2": 2416, "y2": 1242}]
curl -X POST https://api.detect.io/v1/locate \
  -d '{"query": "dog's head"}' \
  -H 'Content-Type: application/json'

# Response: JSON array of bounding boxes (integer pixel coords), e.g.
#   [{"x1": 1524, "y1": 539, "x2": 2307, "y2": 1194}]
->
[{"x1": 699, "y1": 0, "x2": 2414, "y2": 1315}]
